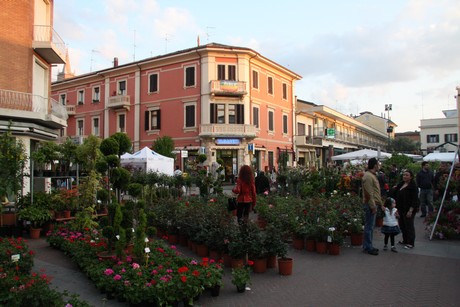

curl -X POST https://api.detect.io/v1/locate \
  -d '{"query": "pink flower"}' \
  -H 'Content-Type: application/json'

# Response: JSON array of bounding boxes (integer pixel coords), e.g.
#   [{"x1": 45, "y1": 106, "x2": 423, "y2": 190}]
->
[
  {"x1": 132, "y1": 263, "x2": 140, "y2": 270},
  {"x1": 104, "y1": 268, "x2": 114, "y2": 276},
  {"x1": 113, "y1": 274, "x2": 122, "y2": 281}
]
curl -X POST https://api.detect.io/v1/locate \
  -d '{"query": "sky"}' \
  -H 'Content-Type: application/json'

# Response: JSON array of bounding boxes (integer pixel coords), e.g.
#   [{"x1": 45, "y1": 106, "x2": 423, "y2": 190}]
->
[{"x1": 53, "y1": 0, "x2": 460, "y2": 132}]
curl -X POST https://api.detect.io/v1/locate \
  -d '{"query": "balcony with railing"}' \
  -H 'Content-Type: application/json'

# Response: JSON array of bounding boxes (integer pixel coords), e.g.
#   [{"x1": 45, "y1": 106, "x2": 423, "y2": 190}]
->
[
  {"x1": 108, "y1": 95, "x2": 131, "y2": 110},
  {"x1": 0, "y1": 89, "x2": 67, "y2": 128},
  {"x1": 66, "y1": 105, "x2": 76, "y2": 115},
  {"x1": 199, "y1": 124, "x2": 256, "y2": 138},
  {"x1": 294, "y1": 135, "x2": 322, "y2": 146},
  {"x1": 33, "y1": 25, "x2": 66, "y2": 64},
  {"x1": 210, "y1": 80, "x2": 247, "y2": 97}
]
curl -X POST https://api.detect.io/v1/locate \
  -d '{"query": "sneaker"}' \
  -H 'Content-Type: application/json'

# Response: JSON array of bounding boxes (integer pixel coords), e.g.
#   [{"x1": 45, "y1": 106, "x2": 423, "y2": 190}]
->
[
  {"x1": 391, "y1": 246, "x2": 397, "y2": 253},
  {"x1": 367, "y1": 249, "x2": 379, "y2": 255},
  {"x1": 383, "y1": 245, "x2": 388, "y2": 251},
  {"x1": 404, "y1": 245, "x2": 414, "y2": 249}
]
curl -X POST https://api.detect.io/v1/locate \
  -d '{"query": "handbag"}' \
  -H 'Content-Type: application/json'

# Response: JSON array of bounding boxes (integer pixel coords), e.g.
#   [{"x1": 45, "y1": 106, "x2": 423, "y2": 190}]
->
[{"x1": 227, "y1": 197, "x2": 237, "y2": 211}]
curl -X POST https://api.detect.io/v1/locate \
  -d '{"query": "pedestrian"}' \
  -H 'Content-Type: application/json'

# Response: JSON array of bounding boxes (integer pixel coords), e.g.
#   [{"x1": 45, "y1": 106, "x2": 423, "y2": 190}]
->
[
  {"x1": 174, "y1": 165, "x2": 182, "y2": 176},
  {"x1": 255, "y1": 170, "x2": 270, "y2": 195},
  {"x1": 393, "y1": 169, "x2": 419, "y2": 249},
  {"x1": 232, "y1": 165, "x2": 257, "y2": 224},
  {"x1": 416, "y1": 161, "x2": 434, "y2": 217},
  {"x1": 380, "y1": 197, "x2": 400, "y2": 253},
  {"x1": 361, "y1": 157, "x2": 383, "y2": 256}
]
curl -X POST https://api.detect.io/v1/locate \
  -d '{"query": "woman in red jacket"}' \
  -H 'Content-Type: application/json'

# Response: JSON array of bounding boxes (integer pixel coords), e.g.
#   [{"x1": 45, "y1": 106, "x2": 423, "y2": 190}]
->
[{"x1": 232, "y1": 165, "x2": 257, "y2": 224}]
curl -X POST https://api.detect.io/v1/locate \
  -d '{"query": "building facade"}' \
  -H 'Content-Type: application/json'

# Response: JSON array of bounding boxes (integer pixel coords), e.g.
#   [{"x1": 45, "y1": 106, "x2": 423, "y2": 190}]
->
[
  {"x1": 51, "y1": 44, "x2": 301, "y2": 180},
  {"x1": 295, "y1": 100, "x2": 389, "y2": 167},
  {"x1": 354, "y1": 111, "x2": 397, "y2": 149},
  {"x1": 420, "y1": 109, "x2": 458, "y2": 155},
  {"x1": 0, "y1": 0, "x2": 67, "y2": 195}
]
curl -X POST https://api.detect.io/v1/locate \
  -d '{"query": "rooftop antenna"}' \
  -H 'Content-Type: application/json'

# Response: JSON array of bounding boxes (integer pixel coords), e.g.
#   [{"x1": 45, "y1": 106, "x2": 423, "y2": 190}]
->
[
  {"x1": 133, "y1": 29, "x2": 136, "y2": 61},
  {"x1": 90, "y1": 49, "x2": 100, "y2": 72},
  {"x1": 206, "y1": 26, "x2": 215, "y2": 42},
  {"x1": 163, "y1": 33, "x2": 173, "y2": 53}
]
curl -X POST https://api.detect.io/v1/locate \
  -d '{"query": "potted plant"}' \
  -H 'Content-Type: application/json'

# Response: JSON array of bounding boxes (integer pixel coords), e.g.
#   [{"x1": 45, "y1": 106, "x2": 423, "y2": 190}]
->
[
  {"x1": 263, "y1": 224, "x2": 287, "y2": 268},
  {"x1": 17, "y1": 205, "x2": 52, "y2": 238},
  {"x1": 276, "y1": 234, "x2": 293, "y2": 276},
  {"x1": 231, "y1": 261, "x2": 253, "y2": 293}
]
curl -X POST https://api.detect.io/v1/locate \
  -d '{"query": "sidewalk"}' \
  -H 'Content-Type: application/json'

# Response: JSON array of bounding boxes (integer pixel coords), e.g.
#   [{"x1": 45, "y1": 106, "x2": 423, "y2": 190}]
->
[{"x1": 27, "y1": 211, "x2": 460, "y2": 307}]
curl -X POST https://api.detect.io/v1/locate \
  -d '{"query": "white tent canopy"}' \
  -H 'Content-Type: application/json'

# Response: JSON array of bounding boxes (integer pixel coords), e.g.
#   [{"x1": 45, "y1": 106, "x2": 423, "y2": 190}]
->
[
  {"x1": 423, "y1": 152, "x2": 458, "y2": 162},
  {"x1": 331, "y1": 149, "x2": 392, "y2": 161},
  {"x1": 120, "y1": 146, "x2": 174, "y2": 176}
]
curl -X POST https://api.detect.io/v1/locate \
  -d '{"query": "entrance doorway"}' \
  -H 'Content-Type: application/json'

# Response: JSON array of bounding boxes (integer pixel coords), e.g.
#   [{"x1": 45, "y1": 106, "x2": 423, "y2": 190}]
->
[{"x1": 217, "y1": 149, "x2": 237, "y2": 184}]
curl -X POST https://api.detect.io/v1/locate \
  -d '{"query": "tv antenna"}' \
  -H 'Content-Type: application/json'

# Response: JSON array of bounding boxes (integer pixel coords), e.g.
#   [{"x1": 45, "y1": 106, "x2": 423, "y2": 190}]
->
[
  {"x1": 206, "y1": 26, "x2": 215, "y2": 42},
  {"x1": 163, "y1": 33, "x2": 173, "y2": 53},
  {"x1": 133, "y1": 29, "x2": 137, "y2": 61},
  {"x1": 90, "y1": 49, "x2": 100, "y2": 72}
]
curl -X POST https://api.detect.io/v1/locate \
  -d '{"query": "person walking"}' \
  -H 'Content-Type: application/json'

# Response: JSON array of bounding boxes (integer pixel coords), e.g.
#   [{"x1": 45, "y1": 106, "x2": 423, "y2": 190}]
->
[
  {"x1": 255, "y1": 170, "x2": 270, "y2": 195},
  {"x1": 416, "y1": 161, "x2": 434, "y2": 217},
  {"x1": 232, "y1": 165, "x2": 257, "y2": 224},
  {"x1": 380, "y1": 197, "x2": 400, "y2": 253},
  {"x1": 394, "y1": 170, "x2": 419, "y2": 249},
  {"x1": 361, "y1": 157, "x2": 383, "y2": 256}
]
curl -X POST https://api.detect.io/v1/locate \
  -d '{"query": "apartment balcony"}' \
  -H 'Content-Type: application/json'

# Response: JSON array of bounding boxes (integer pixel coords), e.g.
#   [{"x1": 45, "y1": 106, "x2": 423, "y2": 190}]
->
[
  {"x1": 0, "y1": 89, "x2": 67, "y2": 128},
  {"x1": 108, "y1": 95, "x2": 130, "y2": 110},
  {"x1": 210, "y1": 80, "x2": 247, "y2": 97},
  {"x1": 199, "y1": 124, "x2": 256, "y2": 138},
  {"x1": 66, "y1": 105, "x2": 76, "y2": 115},
  {"x1": 294, "y1": 135, "x2": 322, "y2": 146},
  {"x1": 33, "y1": 25, "x2": 66, "y2": 64}
]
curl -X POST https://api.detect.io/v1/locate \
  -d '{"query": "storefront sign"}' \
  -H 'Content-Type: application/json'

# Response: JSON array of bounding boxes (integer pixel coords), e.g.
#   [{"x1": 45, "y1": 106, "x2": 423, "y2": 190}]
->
[{"x1": 215, "y1": 138, "x2": 240, "y2": 145}]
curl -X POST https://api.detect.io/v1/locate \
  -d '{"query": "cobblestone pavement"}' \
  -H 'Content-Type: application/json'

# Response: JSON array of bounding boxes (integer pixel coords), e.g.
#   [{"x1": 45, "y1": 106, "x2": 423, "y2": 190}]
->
[{"x1": 27, "y1": 190, "x2": 460, "y2": 306}]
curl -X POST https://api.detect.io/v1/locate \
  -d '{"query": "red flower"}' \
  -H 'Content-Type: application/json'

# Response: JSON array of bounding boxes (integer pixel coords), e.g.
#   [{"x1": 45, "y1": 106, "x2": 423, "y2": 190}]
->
[
  {"x1": 177, "y1": 266, "x2": 189, "y2": 274},
  {"x1": 181, "y1": 275, "x2": 187, "y2": 282},
  {"x1": 247, "y1": 260, "x2": 254, "y2": 266},
  {"x1": 192, "y1": 270, "x2": 200, "y2": 277}
]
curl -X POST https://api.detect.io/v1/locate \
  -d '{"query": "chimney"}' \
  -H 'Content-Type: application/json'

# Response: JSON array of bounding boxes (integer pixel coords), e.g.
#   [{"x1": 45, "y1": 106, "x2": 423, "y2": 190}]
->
[{"x1": 113, "y1": 57, "x2": 119, "y2": 67}]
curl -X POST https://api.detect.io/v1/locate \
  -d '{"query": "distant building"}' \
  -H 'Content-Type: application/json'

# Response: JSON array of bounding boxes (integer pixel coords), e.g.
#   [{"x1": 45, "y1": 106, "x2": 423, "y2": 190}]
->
[
  {"x1": 0, "y1": 0, "x2": 67, "y2": 195},
  {"x1": 420, "y1": 110, "x2": 458, "y2": 155},
  {"x1": 354, "y1": 111, "x2": 397, "y2": 148},
  {"x1": 395, "y1": 131, "x2": 420, "y2": 144}
]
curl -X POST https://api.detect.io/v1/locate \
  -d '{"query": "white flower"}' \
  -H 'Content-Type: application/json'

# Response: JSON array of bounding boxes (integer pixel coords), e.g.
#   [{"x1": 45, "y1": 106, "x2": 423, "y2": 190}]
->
[{"x1": 329, "y1": 227, "x2": 336, "y2": 232}]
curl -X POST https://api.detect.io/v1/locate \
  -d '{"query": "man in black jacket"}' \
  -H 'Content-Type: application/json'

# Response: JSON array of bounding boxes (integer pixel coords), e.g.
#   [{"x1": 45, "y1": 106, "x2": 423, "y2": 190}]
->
[
  {"x1": 255, "y1": 171, "x2": 270, "y2": 195},
  {"x1": 416, "y1": 162, "x2": 434, "y2": 217}
]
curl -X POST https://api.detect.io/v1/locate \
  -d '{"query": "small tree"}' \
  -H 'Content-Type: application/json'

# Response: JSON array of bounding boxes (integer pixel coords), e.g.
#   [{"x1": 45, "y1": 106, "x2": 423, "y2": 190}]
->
[
  {"x1": 152, "y1": 136, "x2": 175, "y2": 158},
  {"x1": 111, "y1": 132, "x2": 132, "y2": 157},
  {"x1": 0, "y1": 126, "x2": 27, "y2": 203}
]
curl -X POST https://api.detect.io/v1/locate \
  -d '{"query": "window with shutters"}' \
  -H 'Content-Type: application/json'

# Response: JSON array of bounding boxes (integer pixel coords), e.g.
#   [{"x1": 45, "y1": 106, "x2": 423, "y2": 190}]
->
[
  {"x1": 267, "y1": 76, "x2": 273, "y2": 95},
  {"x1": 185, "y1": 66, "x2": 195, "y2": 87},
  {"x1": 92, "y1": 87, "x2": 100, "y2": 102},
  {"x1": 217, "y1": 64, "x2": 236, "y2": 81},
  {"x1": 445, "y1": 133, "x2": 457, "y2": 143},
  {"x1": 185, "y1": 104, "x2": 196, "y2": 128},
  {"x1": 210, "y1": 103, "x2": 244, "y2": 124},
  {"x1": 118, "y1": 80, "x2": 127, "y2": 95},
  {"x1": 282, "y1": 83, "x2": 287, "y2": 100},
  {"x1": 252, "y1": 70, "x2": 259, "y2": 89},
  {"x1": 253, "y1": 106, "x2": 259, "y2": 128},
  {"x1": 297, "y1": 123, "x2": 306, "y2": 135},
  {"x1": 60, "y1": 94, "x2": 66, "y2": 105},
  {"x1": 77, "y1": 119, "x2": 84, "y2": 136},
  {"x1": 92, "y1": 117, "x2": 100, "y2": 136},
  {"x1": 268, "y1": 110, "x2": 274, "y2": 132},
  {"x1": 77, "y1": 90, "x2": 84, "y2": 105},
  {"x1": 283, "y1": 114, "x2": 288, "y2": 134},
  {"x1": 149, "y1": 73, "x2": 158, "y2": 93},
  {"x1": 426, "y1": 134, "x2": 439, "y2": 143},
  {"x1": 144, "y1": 109, "x2": 161, "y2": 131},
  {"x1": 118, "y1": 114, "x2": 126, "y2": 133}
]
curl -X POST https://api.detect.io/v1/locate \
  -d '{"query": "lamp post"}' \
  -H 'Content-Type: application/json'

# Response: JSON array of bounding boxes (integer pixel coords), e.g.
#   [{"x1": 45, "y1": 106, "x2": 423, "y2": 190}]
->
[{"x1": 385, "y1": 104, "x2": 393, "y2": 149}]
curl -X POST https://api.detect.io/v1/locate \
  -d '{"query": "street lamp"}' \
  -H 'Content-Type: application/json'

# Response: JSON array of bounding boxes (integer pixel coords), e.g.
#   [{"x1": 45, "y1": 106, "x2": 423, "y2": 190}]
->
[{"x1": 385, "y1": 104, "x2": 393, "y2": 148}]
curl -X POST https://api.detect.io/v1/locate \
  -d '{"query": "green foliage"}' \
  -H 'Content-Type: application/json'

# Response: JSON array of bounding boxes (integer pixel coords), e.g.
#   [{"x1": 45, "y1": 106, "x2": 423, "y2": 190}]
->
[
  {"x1": 17, "y1": 205, "x2": 52, "y2": 228},
  {"x1": 0, "y1": 126, "x2": 27, "y2": 202},
  {"x1": 152, "y1": 136, "x2": 175, "y2": 158},
  {"x1": 388, "y1": 137, "x2": 420, "y2": 154},
  {"x1": 100, "y1": 137, "x2": 119, "y2": 156},
  {"x1": 110, "y1": 132, "x2": 132, "y2": 156},
  {"x1": 76, "y1": 135, "x2": 101, "y2": 172}
]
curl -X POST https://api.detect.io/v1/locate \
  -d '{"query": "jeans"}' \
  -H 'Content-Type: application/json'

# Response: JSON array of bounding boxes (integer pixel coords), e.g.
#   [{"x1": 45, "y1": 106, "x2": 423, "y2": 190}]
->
[
  {"x1": 419, "y1": 188, "x2": 433, "y2": 215},
  {"x1": 363, "y1": 204, "x2": 376, "y2": 251}
]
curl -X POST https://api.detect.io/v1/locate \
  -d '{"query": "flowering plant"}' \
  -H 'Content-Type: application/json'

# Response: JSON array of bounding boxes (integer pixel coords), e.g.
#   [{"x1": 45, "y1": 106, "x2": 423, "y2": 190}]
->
[
  {"x1": 231, "y1": 261, "x2": 253, "y2": 288},
  {"x1": 200, "y1": 258, "x2": 224, "y2": 287},
  {"x1": 0, "y1": 237, "x2": 34, "y2": 274}
]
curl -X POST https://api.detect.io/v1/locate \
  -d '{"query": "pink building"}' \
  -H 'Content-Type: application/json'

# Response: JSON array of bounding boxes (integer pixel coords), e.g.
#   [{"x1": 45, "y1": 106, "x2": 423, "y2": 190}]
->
[{"x1": 52, "y1": 43, "x2": 301, "y2": 181}]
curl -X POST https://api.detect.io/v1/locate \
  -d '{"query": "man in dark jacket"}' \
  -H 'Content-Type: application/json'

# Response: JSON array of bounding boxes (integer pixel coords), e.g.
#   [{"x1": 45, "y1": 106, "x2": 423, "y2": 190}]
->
[
  {"x1": 255, "y1": 171, "x2": 270, "y2": 195},
  {"x1": 416, "y1": 162, "x2": 434, "y2": 217}
]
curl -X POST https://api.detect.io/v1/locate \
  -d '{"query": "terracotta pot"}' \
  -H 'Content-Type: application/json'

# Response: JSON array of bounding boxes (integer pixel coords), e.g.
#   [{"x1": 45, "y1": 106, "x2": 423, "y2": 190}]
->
[
  {"x1": 350, "y1": 233, "x2": 364, "y2": 246},
  {"x1": 209, "y1": 249, "x2": 222, "y2": 261},
  {"x1": 266, "y1": 254, "x2": 277, "y2": 268},
  {"x1": 293, "y1": 237, "x2": 304, "y2": 250},
  {"x1": 179, "y1": 234, "x2": 188, "y2": 246},
  {"x1": 252, "y1": 257, "x2": 267, "y2": 273},
  {"x1": 315, "y1": 241, "x2": 327, "y2": 254},
  {"x1": 305, "y1": 239, "x2": 316, "y2": 252},
  {"x1": 222, "y1": 253, "x2": 232, "y2": 267},
  {"x1": 54, "y1": 211, "x2": 63, "y2": 219},
  {"x1": 62, "y1": 210, "x2": 71, "y2": 219},
  {"x1": 1, "y1": 213, "x2": 17, "y2": 226},
  {"x1": 328, "y1": 243, "x2": 341, "y2": 255},
  {"x1": 168, "y1": 233, "x2": 179, "y2": 244},
  {"x1": 231, "y1": 257, "x2": 244, "y2": 268},
  {"x1": 196, "y1": 244, "x2": 209, "y2": 257},
  {"x1": 278, "y1": 257, "x2": 293, "y2": 275},
  {"x1": 29, "y1": 227, "x2": 42, "y2": 239}
]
